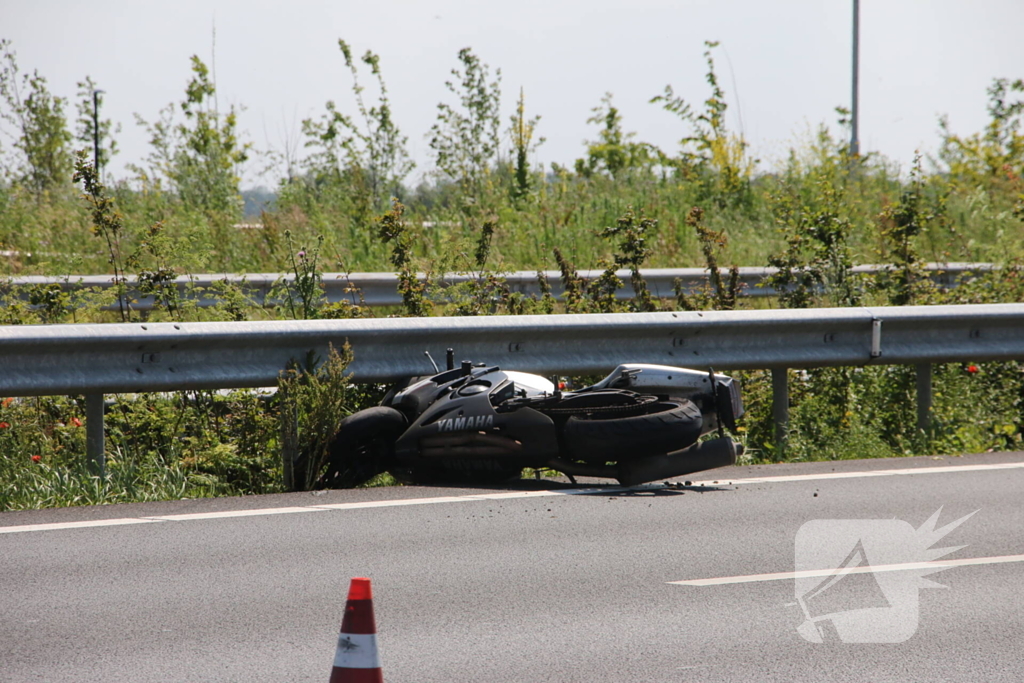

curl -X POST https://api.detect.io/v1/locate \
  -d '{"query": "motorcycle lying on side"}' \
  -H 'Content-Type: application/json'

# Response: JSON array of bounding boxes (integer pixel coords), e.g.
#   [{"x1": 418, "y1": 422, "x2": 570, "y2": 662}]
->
[{"x1": 304, "y1": 351, "x2": 744, "y2": 489}]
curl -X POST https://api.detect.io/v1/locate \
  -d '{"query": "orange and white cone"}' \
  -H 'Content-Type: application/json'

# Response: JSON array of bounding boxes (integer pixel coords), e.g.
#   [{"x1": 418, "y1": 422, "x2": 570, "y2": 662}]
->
[{"x1": 329, "y1": 577, "x2": 384, "y2": 683}]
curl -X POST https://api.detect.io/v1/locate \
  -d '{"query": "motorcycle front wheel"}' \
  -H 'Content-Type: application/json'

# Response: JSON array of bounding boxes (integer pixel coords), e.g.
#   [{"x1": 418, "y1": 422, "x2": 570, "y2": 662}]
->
[{"x1": 317, "y1": 406, "x2": 408, "y2": 488}]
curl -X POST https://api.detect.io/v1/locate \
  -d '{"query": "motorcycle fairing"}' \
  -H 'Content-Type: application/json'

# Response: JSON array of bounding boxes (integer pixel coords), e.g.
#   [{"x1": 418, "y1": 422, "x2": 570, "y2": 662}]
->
[{"x1": 392, "y1": 367, "x2": 560, "y2": 465}]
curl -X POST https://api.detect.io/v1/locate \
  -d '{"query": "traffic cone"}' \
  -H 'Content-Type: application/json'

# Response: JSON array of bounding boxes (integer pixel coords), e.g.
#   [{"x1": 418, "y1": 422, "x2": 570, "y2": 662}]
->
[{"x1": 329, "y1": 577, "x2": 384, "y2": 683}]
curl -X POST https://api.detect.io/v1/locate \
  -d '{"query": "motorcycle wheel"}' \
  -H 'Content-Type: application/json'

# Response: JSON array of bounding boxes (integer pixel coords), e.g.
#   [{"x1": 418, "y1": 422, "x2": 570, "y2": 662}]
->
[
  {"x1": 563, "y1": 399, "x2": 702, "y2": 461},
  {"x1": 317, "y1": 407, "x2": 407, "y2": 489}
]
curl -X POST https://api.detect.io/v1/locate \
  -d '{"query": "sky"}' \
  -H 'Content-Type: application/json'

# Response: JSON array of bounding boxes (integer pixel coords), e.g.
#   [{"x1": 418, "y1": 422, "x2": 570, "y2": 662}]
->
[{"x1": 2, "y1": 0, "x2": 1022, "y2": 188}]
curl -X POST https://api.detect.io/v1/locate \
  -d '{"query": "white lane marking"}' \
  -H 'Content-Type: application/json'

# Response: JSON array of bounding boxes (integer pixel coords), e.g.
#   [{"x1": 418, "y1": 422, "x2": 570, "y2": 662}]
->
[
  {"x1": 0, "y1": 517, "x2": 165, "y2": 534},
  {"x1": 152, "y1": 506, "x2": 322, "y2": 521},
  {"x1": 0, "y1": 488, "x2": 623, "y2": 535},
  {"x1": 688, "y1": 461, "x2": 1024, "y2": 487},
  {"x1": 2, "y1": 461, "x2": 1022, "y2": 536},
  {"x1": 469, "y1": 490, "x2": 589, "y2": 500},
  {"x1": 669, "y1": 554, "x2": 1024, "y2": 586},
  {"x1": 309, "y1": 488, "x2": 625, "y2": 512},
  {"x1": 310, "y1": 496, "x2": 480, "y2": 510}
]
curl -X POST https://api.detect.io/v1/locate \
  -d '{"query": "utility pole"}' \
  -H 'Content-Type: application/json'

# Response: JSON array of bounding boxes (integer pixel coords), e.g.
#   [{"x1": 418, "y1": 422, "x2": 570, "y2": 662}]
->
[
  {"x1": 850, "y1": 0, "x2": 860, "y2": 157},
  {"x1": 92, "y1": 89, "x2": 104, "y2": 180}
]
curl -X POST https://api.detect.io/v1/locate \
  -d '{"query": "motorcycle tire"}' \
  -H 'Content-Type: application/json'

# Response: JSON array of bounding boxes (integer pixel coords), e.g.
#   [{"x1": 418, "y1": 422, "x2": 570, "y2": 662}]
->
[
  {"x1": 317, "y1": 406, "x2": 408, "y2": 489},
  {"x1": 563, "y1": 399, "x2": 702, "y2": 461}
]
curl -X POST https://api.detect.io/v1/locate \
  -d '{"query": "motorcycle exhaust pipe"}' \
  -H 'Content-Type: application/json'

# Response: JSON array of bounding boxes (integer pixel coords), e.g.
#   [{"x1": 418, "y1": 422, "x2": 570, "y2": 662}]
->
[{"x1": 616, "y1": 437, "x2": 742, "y2": 487}]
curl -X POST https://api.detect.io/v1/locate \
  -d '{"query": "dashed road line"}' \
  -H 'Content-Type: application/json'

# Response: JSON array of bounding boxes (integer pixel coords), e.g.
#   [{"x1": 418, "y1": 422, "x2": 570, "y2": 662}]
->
[{"x1": 669, "y1": 554, "x2": 1024, "y2": 586}]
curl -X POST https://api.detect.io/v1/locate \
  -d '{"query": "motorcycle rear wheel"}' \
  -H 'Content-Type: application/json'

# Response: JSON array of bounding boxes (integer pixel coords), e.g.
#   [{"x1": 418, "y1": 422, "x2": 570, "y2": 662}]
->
[{"x1": 563, "y1": 399, "x2": 702, "y2": 461}]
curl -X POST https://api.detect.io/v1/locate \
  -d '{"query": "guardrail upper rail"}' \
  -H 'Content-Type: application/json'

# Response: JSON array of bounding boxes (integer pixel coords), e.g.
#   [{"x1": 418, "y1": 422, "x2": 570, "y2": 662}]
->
[
  {"x1": 3, "y1": 262, "x2": 996, "y2": 310},
  {"x1": 1, "y1": 303, "x2": 1021, "y2": 397}
]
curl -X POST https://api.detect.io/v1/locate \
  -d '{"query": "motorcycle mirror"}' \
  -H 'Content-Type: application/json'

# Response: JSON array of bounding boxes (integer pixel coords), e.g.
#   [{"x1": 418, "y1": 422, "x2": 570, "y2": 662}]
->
[
  {"x1": 446, "y1": 348, "x2": 455, "y2": 371},
  {"x1": 424, "y1": 351, "x2": 440, "y2": 374}
]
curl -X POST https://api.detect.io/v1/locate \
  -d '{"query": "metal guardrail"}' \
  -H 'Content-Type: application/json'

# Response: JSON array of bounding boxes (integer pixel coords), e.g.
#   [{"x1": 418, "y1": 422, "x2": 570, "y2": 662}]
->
[
  {"x1": 2, "y1": 303, "x2": 1023, "y2": 471},
  {"x1": 2, "y1": 304, "x2": 1021, "y2": 395},
  {"x1": 4, "y1": 262, "x2": 996, "y2": 310}
]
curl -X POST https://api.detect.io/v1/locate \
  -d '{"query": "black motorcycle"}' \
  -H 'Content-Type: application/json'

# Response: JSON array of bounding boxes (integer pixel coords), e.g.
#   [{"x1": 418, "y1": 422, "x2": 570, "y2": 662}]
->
[{"x1": 308, "y1": 351, "x2": 744, "y2": 488}]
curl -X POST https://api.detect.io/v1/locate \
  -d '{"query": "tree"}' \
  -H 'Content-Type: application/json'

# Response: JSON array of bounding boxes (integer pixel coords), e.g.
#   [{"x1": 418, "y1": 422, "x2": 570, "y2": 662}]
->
[
  {"x1": 939, "y1": 78, "x2": 1024, "y2": 185},
  {"x1": 651, "y1": 40, "x2": 752, "y2": 203},
  {"x1": 577, "y1": 93, "x2": 653, "y2": 180},
  {"x1": 301, "y1": 39, "x2": 413, "y2": 211},
  {"x1": 134, "y1": 56, "x2": 249, "y2": 214},
  {"x1": 0, "y1": 39, "x2": 73, "y2": 195},
  {"x1": 429, "y1": 47, "x2": 502, "y2": 194}
]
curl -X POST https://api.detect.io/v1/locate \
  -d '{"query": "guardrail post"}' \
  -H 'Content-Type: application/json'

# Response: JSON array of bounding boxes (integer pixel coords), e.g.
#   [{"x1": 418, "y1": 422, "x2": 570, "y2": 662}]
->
[
  {"x1": 771, "y1": 368, "x2": 789, "y2": 455},
  {"x1": 916, "y1": 363, "x2": 932, "y2": 433},
  {"x1": 279, "y1": 383, "x2": 301, "y2": 491},
  {"x1": 85, "y1": 393, "x2": 105, "y2": 476}
]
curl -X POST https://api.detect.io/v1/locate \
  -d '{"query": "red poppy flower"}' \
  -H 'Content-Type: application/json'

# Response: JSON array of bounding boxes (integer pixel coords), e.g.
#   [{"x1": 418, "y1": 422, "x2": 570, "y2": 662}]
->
[
  {"x1": 0, "y1": 422, "x2": 9, "y2": 429},
  {"x1": 967, "y1": 365, "x2": 979, "y2": 374},
  {"x1": 70, "y1": 417, "x2": 83, "y2": 427},
  {"x1": 31, "y1": 455, "x2": 41, "y2": 463}
]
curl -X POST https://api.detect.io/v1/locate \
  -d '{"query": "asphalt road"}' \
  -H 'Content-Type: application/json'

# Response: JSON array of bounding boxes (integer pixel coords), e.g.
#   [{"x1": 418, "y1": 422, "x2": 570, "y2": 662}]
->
[{"x1": 2, "y1": 451, "x2": 1023, "y2": 682}]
